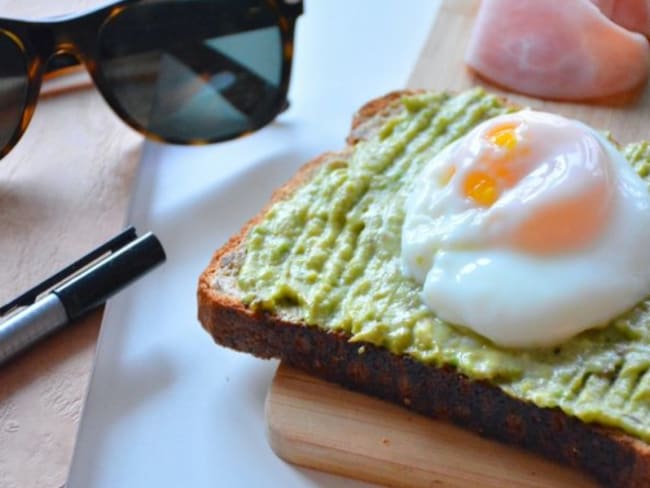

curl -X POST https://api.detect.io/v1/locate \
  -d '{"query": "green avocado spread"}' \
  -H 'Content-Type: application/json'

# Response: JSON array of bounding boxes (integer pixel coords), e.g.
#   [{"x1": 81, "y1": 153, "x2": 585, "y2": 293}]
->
[{"x1": 237, "y1": 88, "x2": 650, "y2": 442}]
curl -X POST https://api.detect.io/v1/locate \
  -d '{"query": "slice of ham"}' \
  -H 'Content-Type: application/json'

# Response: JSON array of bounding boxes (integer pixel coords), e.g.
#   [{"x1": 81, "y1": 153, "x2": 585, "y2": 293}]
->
[
  {"x1": 465, "y1": 0, "x2": 650, "y2": 101},
  {"x1": 592, "y1": 0, "x2": 650, "y2": 36}
]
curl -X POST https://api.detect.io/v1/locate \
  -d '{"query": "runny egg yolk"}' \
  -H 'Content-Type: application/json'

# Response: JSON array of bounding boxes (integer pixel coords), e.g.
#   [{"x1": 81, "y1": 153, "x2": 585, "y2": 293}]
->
[
  {"x1": 462, "y1": 123, "x2": 519, "y2": 207},
  {"x1": 489, "y1": 124, "x2": 518, "y2": 150},
  {"x1": 458, "y1": 123, "x2": 522, "y2": 208},
  {"x1": 447, "y1": 118, "x2": 611, "y2": 254},
  {"x1": 463, "y1": 170, "x2": 498, "y2": 206}
]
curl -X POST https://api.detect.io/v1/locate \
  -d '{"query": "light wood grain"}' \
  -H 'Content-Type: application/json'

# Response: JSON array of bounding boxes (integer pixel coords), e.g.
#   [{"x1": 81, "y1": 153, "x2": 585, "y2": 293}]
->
[
  {"x1": 0, "y1": 2, "x2": 142, "y2": 487},
  {"x1": 267, "y1": 365, "x2": 596, "y2": 488},
  {"x1": 266, "y1": 0, "x2": 650, "y2": 486}
]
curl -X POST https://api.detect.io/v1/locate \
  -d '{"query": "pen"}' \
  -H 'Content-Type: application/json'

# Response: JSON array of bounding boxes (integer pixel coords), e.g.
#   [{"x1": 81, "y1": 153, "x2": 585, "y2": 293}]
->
[{"x1": 0, "y1": 228, "x2": 166, "y2": 366}]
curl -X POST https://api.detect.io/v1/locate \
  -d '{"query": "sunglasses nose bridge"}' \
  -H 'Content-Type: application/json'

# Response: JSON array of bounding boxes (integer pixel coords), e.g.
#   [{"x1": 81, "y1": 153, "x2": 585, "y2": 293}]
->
[
  {"x1": 44, "y1": 30, "x2": 98, "y2": 79},
  {"x1": 45, "y1": 14, "x2": 96, "y2": 69},
  {"x1": 42, "y1": 46, "x2": 87, "y2": 86},
  {"x1": 51, "y1": 41, "x2": 82, "y2": 63}
]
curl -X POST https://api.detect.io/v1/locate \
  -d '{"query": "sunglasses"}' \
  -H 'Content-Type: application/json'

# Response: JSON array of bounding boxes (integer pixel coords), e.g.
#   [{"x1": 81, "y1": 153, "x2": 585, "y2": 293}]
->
[{"x1": 0, "y1": 0, "x2": 302, "y2": 159}]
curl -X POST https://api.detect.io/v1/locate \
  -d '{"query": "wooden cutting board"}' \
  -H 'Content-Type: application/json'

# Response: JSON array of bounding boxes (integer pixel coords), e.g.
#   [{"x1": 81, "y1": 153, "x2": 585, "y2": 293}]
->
[
  {"x1": 266, "y1": 365, "x2": 595, "y2": 488},
  {"x1": 265, "y1": 0, "x2": 650, "y2": 486}
]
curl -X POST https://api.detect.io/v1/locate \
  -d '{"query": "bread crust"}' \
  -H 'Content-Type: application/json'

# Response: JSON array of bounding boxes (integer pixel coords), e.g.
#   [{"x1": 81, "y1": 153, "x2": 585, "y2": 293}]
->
[{"x1": 197, "y1": 91, "x2": 650, "y2": 487}]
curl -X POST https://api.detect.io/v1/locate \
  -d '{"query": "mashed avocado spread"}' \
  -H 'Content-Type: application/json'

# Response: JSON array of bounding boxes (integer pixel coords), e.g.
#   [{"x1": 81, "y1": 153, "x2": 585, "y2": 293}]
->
[{"x1": 237, "y1": 88, "x2": 650, "y2": 442}]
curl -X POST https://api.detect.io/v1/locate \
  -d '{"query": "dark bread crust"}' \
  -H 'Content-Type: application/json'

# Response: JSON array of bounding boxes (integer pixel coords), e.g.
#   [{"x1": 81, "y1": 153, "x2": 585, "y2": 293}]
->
[{"x1": 197, "y1": 91, "x2": 650, "y2": 487}]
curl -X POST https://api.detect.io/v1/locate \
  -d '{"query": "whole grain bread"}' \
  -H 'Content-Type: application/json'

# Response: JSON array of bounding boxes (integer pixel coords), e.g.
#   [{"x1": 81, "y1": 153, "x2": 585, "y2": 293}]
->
[{"x1": 197, "y1": 91, "x2": 650, "y2": 487}]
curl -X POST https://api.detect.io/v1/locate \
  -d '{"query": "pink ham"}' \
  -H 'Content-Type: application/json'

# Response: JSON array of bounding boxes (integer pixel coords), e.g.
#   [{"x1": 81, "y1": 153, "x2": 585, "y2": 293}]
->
[
  {"x1": 465, "y1": 0, "x2": 650, "y2": 101},
  {"x1": 592, "y1": 0, "x2": 650, "y2": 36}
]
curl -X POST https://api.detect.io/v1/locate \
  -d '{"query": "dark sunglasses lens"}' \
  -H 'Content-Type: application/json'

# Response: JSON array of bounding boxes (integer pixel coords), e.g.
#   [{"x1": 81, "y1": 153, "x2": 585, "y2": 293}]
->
[
  {"x1": 97, "y1": 0, "x2": 284, "y2": 143},
  {"x1": 0, "y1": 32, "x2": 28, "y2": 153}
]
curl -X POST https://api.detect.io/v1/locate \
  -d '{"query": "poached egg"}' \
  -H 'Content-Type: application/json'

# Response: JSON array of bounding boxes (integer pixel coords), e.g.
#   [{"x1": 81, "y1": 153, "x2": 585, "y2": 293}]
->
[{"x1": 401, "y1": 110, "x2": 650, "y2": 348}]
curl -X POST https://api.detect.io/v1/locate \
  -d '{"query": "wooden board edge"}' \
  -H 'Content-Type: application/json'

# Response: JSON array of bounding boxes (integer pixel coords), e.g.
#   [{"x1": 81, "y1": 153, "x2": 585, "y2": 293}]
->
[{"x1": 264, "y1": 364, "x2": 598, "y2": 488}]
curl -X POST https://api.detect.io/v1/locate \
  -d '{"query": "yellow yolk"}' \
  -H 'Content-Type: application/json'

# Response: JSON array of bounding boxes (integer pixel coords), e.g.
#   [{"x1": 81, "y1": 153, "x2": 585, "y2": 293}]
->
[
  {"x1": 512, "y1": 181, "x2": 608, "y2": 254},
  {"x1": 452, "y1": 117, "x2": 611, "y2": 253},
  {"x1": 463, "y1": 171, "x2": 498, "y2": 206},
  {"x1": 462, "y1": 124, "x2": 519, "y2": 207},
  {"x1": 488, "y1": 124, "x2": 518, "y2": 151}
]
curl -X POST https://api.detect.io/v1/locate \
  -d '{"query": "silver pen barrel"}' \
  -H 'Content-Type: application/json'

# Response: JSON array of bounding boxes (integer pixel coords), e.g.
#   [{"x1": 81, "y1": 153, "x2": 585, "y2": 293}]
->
[{"x1": 0, "y1": 294, "x2": 69, "y2": 366}]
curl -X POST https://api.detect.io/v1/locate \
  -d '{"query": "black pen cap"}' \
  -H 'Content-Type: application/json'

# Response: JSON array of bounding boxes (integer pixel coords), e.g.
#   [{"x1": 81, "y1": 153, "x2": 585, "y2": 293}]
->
[{"x1": 54, "y1": 233, "x2": 166, "y2": 320}]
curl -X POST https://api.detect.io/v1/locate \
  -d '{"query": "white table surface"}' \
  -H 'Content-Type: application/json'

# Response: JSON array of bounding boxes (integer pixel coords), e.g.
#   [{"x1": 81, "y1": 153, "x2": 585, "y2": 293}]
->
[{"x1": 67, "y1": 1, "x2": 440, "y2": 486}]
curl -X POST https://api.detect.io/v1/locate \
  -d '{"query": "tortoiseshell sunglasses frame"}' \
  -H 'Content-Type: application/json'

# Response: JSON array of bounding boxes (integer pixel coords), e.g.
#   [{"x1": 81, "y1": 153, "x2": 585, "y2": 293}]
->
[{"x1": 0, "y1": 0, "x2": 302, "y2": 159}]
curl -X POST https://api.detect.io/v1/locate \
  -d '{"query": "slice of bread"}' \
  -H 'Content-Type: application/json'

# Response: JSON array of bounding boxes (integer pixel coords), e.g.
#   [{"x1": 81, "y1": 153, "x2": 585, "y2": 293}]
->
[{"x1": 197, "y1": 91, "x2": 650, "y2": 487}]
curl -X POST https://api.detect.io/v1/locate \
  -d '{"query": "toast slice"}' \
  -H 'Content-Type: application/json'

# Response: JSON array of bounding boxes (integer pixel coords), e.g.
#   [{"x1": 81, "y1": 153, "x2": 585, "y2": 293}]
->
[{"x1": 197, "y1": 89, "x2": 650, "y2": 487}]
